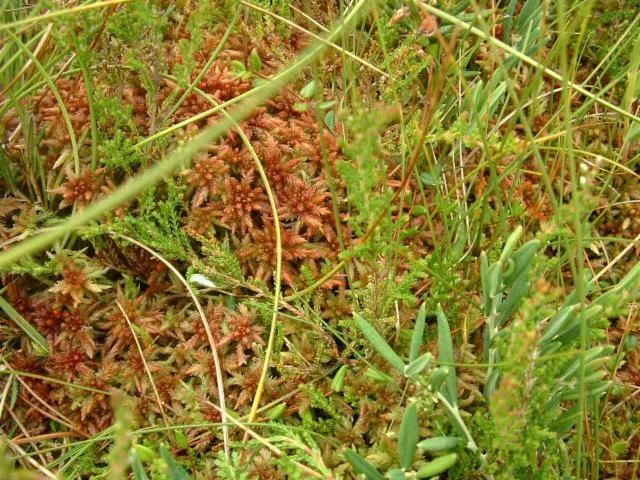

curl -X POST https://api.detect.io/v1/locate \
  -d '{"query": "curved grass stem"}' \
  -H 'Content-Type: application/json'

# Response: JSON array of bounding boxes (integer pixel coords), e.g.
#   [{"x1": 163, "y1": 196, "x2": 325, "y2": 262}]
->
[
  {"x1": 0, "y1": 0, "x2": 370, "y2": 271},
  {"x1": 5, "y1": 25, "x2": 81, "y2": 174},
  {"x1": 111, "y1": 233, "x2": 231, "y2": 460}
]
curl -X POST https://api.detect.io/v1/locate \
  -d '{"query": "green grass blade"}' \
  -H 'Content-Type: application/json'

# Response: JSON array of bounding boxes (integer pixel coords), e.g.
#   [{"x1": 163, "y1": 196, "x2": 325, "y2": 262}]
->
[
  {"x1": 420, "y1": 3, "x2": 640, "y2": 124},
  {"x1": 0, "y1": 295, "x2": 49, "y2": 355},
  {"x1": 0, "y1": 0, "x2": 130, "y2": 31}
]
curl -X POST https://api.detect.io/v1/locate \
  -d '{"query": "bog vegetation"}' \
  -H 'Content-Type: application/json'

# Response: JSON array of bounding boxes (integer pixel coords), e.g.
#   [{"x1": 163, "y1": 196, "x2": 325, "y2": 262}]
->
[{"x1": 0, "y1": 0, "x2": 639, "y2": 478}]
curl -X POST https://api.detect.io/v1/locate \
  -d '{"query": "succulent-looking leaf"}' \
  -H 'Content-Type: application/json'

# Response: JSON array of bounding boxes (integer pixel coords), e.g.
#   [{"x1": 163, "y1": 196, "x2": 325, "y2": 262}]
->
[
  {"x1": 188, "y1": 273, "x2": 216, "y2": 288},
  {"x1": 429, "y1": 366, "x2": 449, "y2": 391},
  {"x1": 385, "y1": 468, "x2": 407, "y2": 480},
  {"x1": 418, "y1": 436, "x2": 462, "y2": 452},
  {"x1": 611, "y1": 441, "x2": 628, "y2": 455},
  {"x1": 354, "y1": 313, "x2": 405, "y2": 373},
  {"x1": 499, "y1": 225, "x2": 523, "y2": 264},
  {"x1": 318, "y1": 100, "x2": 337, "y2": 110},
  {"x1": 405, "y1": 353, "x2": 433, "y2": 378},
  {"x1": 399, "y1": 403, "x2": 419, "y2": 468},
  {"x1": 416, "y1": 453, "x2": 458, "y2": 478},
  {"x1": 436, "y1": 304, "x2": 457, "y2": 406},
  {"x1": 410, "y1": 303, "x2": 427, "y2": 362},
  {"x1": 344, "y1": 449, "x2": 384, "y2": 480},
  {"x1": 502, "y1": 239, "x2": 540, "y2": 288}
]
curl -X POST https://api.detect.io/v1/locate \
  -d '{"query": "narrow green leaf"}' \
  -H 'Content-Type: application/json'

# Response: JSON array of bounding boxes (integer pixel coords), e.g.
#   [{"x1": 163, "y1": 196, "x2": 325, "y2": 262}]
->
[
  {"x1": 596, "y1": 262, "x2": 640, "y2": 305},
  {"x1": 133, "y1": 445, "x2": 155, "y2": 463},
  {"x1": 248, "y1": 49, "x2": 262, "y2": 71},
  {"x1": 0, "y1": 295, "x2": 49, "y2": 355},
  {"x1": 485, "y1": 369, "x2": 501, "y2": 399},
  {"x1": 418, "y1": 436, "x2": 462, "y2": 452},
  {"x1": 560, "y1": 346, "x2": 611, "y2": 381},
  {"x1": 480, "y1": 253, "x2": 491, "y2": 315},
  {"x1": 496, "y1": 274, "x2": 529, "y2": 326},
  {"x1": 267, "y1": 403, "x2": 287, "y2": 420},
  {"x1": 159, "y1": 445, "x2": 191, "y2": 480},
  {"x1": 10, "y1": 377, "x2": 19, "y2": 409},
  {"x1": 131, "y1": 451, "x2": 150, "y2": 480},
  {"x1": 502, "y1": 239, "x2": 540, "y2": 288},
  {"x1": 410, "y1": 303, "x2": 426, "y2": 362},
  {"x1": 429, "y1": 366, "x2": 449, "y2": 391},
  {"x1": 354, "y1": 313, "x2": 405, "y2": 373},
  {"x1": 399, "y1": 403, "x2": 419, "y2": 468},
  {"x1": 550, "y1": 404, "x2": 582, "y2": 433},
  {"x1": 539, "y1": 305, "x2": 576, "y2": 344},
  {"x1": 499, "y1": 225, "x2": 523, "y2": 264},
  {"x1": 583, "y1": 370, "x2": 609, "y2": 385},
  {"x1": 553, "y1": 305, "x2": 604, "y2": 346},
  {"x1": 416, "y1": 453, "x2": 458, "y2": 478},
  {"x1": 559, "y1": 381, "x2": 611, "y2": 401},
  {"x1": 405, "y1": 353, "x2": 433, "y2": 378},
  {"x1": 344, "y1": 449, "x2": 384, "y2": 480},
  {"x1": 318, "y1": 100, "x2": 337, "y2": 110},
  {"x1": 436, "y1": 304, "x2": 457, "y2": 406},
  {"x1": 331, "y1": 365, "x2": 348, "y2": 392},
  {"x1": 365, "y1": 367, "x2": 394, "y2": 384},
  {"x1": 540, "y1": 340, "x2": 562, "y2": 356}
]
